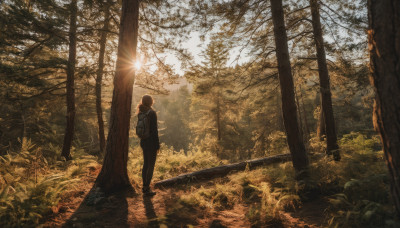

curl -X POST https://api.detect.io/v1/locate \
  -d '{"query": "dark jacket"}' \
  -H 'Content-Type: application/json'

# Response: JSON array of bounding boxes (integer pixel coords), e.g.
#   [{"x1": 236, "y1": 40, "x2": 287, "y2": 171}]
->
[{"x1": 138, "y1": 105, "x2": 160, "y2": 152}]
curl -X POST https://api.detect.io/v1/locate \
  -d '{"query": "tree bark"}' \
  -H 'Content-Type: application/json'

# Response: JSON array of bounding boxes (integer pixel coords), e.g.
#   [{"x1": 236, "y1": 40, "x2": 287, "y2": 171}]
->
[
  {"x1": 316, "y1": 105, "x2": 326, "y2": 140},
  {"x1": 216, "y1": 69, "x2": 222, "y2": 142},
  {"x1": 276, "y1": 92, "x2": 285, "y2": 132},
  {"x1": 310, "y1": 0, "x2": 340, "y2": 160},
  {"x1": 154, "y1": 154, "x2": 292, "y2": 188},
  {"x1": 216, "y1": 94, "x2": 222, "y2": 141},
  {"x1": 96, "y1": 0, "x2": 111, "y2": 155},
  {"x1": 61, "y1": 0, "x2": 77, "y2": 161},
  {"x1": 96, "y1": 0, "x2": 139, "y2": 193},
  {"x1": 295, "y1": 87, "x2": 304, "y2": 142},
  {"x1": 270, "y1": 0, "x2": 309, "y2": 174},
  {"x1": 299, "y1": 84, "x2": 311, "y2": 141},
  {"x1": 368, "y1": 0, "x2": 400, "y2": 216}
]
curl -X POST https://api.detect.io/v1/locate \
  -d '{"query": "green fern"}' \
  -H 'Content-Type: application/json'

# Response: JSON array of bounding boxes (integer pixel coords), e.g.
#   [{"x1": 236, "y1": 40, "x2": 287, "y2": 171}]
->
[{"x1": 0, "y1": 139, "x2": 99, "y2": 227}]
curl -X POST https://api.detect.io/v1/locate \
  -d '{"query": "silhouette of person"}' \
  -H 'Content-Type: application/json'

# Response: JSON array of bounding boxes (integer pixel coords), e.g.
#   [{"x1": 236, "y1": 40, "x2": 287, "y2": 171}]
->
[{"x1": 137, "y1": 95, "x2": 160, "y2": 197}]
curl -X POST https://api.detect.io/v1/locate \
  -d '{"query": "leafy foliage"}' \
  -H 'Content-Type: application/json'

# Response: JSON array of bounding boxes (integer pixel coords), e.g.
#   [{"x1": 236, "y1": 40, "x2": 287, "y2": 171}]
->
[{"x1": 0, "y1": 139, "x2": 99, "y2": 227}]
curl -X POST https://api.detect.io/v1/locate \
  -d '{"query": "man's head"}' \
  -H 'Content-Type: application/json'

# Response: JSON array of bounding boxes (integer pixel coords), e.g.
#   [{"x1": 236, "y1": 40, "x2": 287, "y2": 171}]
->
[{"x1": 141, "y1": 95, "x2": 153, "y2": 107}]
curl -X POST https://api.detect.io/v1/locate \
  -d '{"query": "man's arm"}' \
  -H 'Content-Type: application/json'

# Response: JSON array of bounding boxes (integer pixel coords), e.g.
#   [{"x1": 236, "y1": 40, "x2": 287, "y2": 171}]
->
[{"x1": 150, "y1": 110, "x2": 160, "y2": 150}]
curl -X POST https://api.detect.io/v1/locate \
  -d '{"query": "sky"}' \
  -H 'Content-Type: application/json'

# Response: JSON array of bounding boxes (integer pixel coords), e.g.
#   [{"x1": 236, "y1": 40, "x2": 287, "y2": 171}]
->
[
  {"x1": 164, "y1": 32, "x2": 250, "y2": 76},
  {"x1": 164, "y1": 32, "x2": 203, "y2": 76}
]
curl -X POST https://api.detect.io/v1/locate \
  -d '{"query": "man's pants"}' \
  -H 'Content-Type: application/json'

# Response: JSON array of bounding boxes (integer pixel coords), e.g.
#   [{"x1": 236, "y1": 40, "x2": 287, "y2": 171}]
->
[{"x1": 142, "y1": 148, "x2": 157, "y2": 190}]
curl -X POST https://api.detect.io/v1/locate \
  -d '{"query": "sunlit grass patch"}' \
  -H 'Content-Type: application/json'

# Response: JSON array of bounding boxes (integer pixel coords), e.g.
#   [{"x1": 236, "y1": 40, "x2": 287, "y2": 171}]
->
[{"x1": 128, "y1": 144, "x2": 227, "y2": 186}]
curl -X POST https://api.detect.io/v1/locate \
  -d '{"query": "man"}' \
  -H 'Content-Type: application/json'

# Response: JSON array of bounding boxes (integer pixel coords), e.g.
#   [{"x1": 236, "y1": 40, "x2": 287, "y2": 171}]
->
[{"x1": 136, "y1": 95, "x2": 160, "y2": 196}]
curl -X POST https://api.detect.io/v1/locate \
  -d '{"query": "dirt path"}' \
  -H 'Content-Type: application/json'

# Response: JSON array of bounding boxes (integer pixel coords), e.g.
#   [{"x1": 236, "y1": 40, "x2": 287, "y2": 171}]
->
[
  {"x1": 281, "y1": 197, "x2": 329, "y2": 228},
  {"x1": 46, "y1": 188, "x2": 252, "y2": 227},
  {"x1": 44, "y1": 167, "x2": 327, "y2": 227}
]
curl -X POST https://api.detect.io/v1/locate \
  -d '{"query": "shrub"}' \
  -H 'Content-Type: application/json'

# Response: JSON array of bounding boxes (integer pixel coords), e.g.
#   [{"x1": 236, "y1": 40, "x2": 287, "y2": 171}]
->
[{"x1": 0, "y1": 139, "x2": 99, "y2": 227}]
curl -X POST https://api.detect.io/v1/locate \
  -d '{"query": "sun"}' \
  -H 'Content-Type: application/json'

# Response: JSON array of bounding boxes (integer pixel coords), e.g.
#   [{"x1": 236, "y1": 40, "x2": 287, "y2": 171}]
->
[{"x1": 134, "y1": 60, "x2": 142, "y2": 70}]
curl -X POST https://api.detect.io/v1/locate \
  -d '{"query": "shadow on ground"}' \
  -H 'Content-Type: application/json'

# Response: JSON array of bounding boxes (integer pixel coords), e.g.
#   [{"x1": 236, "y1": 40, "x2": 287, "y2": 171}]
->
[
  {"x1": 63, "y1": 185, "x2": 135, "y2": 228},
  {"x1": 143, "y1": 196, "x2": 159, "y2": 227}
]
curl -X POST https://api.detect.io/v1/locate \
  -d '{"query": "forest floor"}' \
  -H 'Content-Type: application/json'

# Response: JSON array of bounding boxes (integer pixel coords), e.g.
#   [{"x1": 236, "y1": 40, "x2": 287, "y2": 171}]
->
[{"x1": 43, "y1": 165, "x2": 329, "y2": 228}]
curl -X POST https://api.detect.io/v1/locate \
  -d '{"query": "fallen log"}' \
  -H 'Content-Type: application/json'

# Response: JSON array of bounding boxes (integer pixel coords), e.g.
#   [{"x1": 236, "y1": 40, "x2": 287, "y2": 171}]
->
[{"x1": 154, "y1": 153, "x2": 292, "y2": 188}]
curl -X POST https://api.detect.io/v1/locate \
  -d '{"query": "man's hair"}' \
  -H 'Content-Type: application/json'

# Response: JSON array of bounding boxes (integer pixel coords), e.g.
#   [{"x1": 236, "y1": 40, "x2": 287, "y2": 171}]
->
[
  {"x1": 136, "y1": 95, "x2": 154, "y2": 114},
  {"x1": 141, "y1": 95, "x2": 153, "y2": 107}
]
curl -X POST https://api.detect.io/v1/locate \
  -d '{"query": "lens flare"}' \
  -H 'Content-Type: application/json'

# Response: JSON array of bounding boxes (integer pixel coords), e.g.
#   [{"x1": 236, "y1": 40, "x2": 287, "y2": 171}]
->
[{"x1": 134, "y1": 60, "x2": 141, "y2": 70}]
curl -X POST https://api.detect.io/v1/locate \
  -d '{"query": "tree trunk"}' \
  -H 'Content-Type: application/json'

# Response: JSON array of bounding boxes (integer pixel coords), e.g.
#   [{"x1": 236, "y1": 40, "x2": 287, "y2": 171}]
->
[
  {"x1": 61, "y1": 0, "x2": 77, "y2": 161},
  {"x1": 96, "y1": 0, "x2": 139, "y2": 193},
  {"x1": 216, "y1": 94, "x2": 222, "y2": 141},
  {"x1": 368, "y1": 0, "x2": 400, "y2": 216},
  {"x1": 316, "y1": 105, "x2": 326, "y2": 140},
  {"x1": 18, "y1": 102, "x2": 26, "y2": 149},
  {"x1": 310, "y1": 0, "x2": 340, "y2": 160},
  {"x1": 276, "y1": 92, "x2": 284, "y2": 132},
  {"x1": 215, "y1": 69, "x2": 222, "y2": 142},
  {"x1": 270, "y1": 0, "x2": 309, "y2": 174},
  {"x1": 295, "y1": 87, "x2": 304, "y2": 143},
  {"x1": 154, "y1": 154, "x2": 292, "y2": 188},
  {"x1": 96, "y1": 0, "x2": 111, "y2": 155},
  {"x1": 299, "y1": 84, "x2": 311, "y2": 141}
]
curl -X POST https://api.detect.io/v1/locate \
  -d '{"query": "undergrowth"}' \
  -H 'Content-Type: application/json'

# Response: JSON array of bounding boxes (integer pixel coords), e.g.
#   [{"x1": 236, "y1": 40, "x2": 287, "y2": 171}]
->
[
  {"x1": 128, "y1": 144, "x2": 228, "y2": 189},
  {"x1": 1, "y1": 132, "x2": 397, "y2": 228},
  {"x1": 132, "y1": 132, "x2": 398, "y2": 227},
  {"x1": 0, "y1": 138, "x2": 99, "y2": 227},
  {"x1": 321, "y1": 132, "x2": 398, "y2": 228}
]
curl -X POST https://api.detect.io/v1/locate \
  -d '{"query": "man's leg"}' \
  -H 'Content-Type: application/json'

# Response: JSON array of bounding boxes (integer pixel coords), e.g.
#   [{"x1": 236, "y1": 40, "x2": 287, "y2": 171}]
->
[
  {"x1": 143, "y1": 149, "x2": 157, "y2": 196},
  {"x1": 145, "y1": 149, "x2": 157, "y2": 186},
  {"x1": 142, "y1": 148, "x2": 150, "y2": 192}
]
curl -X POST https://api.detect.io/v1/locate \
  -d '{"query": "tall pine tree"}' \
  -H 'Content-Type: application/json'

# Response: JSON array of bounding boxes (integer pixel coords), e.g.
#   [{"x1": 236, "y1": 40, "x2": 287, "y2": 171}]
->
[
  {"x1": 368, "y1": 0, "x2": 400, "y2": 216},
  {"x1": 270, "y1": 0, "x2": 309, "y2": 174},
  {"x1": 96, "y1": 0, "x2": 139, "y2": 192},
  {"x1": 309, "y1": 0, "x2": 340, "y2": 160},
  {"x1": 61, "y1": 0, "x2": 78, "y2": 160}
]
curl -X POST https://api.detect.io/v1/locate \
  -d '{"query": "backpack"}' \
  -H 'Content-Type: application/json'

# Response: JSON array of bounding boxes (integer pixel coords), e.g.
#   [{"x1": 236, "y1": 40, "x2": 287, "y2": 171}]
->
[{"x1": 136, "y1": 109, "x2": 151, "y2": 139}]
